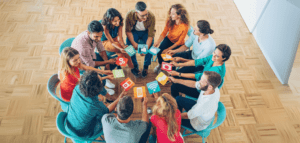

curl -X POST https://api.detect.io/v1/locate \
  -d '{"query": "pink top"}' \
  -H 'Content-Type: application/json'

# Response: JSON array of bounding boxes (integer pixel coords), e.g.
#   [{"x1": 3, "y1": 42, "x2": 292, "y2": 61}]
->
[
  {"x1": 71, "y1": 30, "x2": 105, "y2": 67},
  {"x1": 151, "y1": 109, "x2": 184, "y2": 143}
]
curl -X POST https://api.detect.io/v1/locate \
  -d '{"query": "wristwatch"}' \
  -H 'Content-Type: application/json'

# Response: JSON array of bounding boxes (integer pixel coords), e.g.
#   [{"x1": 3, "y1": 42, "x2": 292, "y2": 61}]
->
[{"x1": 179, "y1": 72, "x2": 182, "y2": 77}]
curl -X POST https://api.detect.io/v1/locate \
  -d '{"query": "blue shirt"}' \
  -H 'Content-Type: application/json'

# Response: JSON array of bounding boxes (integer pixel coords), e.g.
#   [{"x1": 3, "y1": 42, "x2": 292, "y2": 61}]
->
[
  {"x1": 185, "y1": 33, "x2": 216, "y2": 60},
  {"x1": 65, "y1": 85, "x2": 109, "y2": 138},
  {"x1": 99, "y1": 20, "x2": 119, "y2": 41}
]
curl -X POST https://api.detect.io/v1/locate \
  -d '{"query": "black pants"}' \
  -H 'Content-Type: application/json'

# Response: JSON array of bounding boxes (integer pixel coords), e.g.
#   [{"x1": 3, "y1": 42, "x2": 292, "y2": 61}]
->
[
  {"x1": 170, "y1": 76, "x2": 200, "y2": 99},
  {"x1": 175, "y1": 96, "x2": 196, "y2": 130},
  {"x1": 173, "y1": 50, "x2": 204, "y2": 73},
  {"x1": 157, "y1": 37, "x2": 181, "y2": 65}
]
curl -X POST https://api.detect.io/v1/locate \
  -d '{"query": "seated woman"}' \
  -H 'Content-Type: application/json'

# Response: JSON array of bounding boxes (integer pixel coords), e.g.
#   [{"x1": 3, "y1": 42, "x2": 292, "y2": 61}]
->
[
  {"x1": 59, "y1": 47, "x2": 114, "y2": 102},
  {"x1": 100, "y1": 8, "x2": 140, "y2": 77},
  {"x1": 168, "y1": 44, "x2": 231, "y2": 98},
  {"x1": 153, "y1": 4, "x2": 190, "y2": 73},
  {"x1": 149, "y1": 93, "x2": 184, "y2": 143},
  {"x1": 65, "y1": 70, "x2": 126, "y2": 140}
]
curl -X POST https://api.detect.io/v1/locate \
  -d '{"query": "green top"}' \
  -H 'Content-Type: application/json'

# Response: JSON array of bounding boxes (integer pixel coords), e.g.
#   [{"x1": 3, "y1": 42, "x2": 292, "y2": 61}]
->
[
  {"x1": 125, "y1": 10, "x2": 156, "y2": 37},
  {"x1": 195, "y1": 55, "x2": 226, "y2": 81}
]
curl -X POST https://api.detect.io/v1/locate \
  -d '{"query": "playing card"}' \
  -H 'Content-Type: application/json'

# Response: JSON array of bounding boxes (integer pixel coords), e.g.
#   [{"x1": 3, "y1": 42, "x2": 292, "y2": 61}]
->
[
  {"x1": 112, "y1": 69, "x2": 125, "y2": 78},
  {"x1": 120, "y1": 78, "x2": 135, "y2": 91},
  {"x1": 155, "y1": 72, "x2": 169, "y2": 85},
  {"x1": 116, "y1": 57, "x2": 128, "y2": 66},
  {"x1": 138, "y1": 44, "x2": 148, "y2": 54},
  {"x1": 149, "y1": 46, "x2": 160, "y2": 55},
  {"x1": 146, "y1": 81, "x2": 161, "y2": 94},
  {"x1": 124, "y1": 45, "x2": 136, "y2": 57},
  {"x1": 134, "y1": 86, "x2": 146, "y2": 98},
  {"x1": 161, "y1": 62, "x2": 173, "y2": 71},
  {"x1": 161, "y1": 54, "x2": 173, "y2": 61}
]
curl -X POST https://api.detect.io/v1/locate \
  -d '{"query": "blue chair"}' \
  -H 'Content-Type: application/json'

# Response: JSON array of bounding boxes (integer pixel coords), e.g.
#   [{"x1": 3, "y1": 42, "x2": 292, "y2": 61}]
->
[
  {"x1": 56, "y1": 112, "x2": 106, "y2": 143},
  {"x1": 47, "y1": 74, "x2": 69, "y2": 112},
  {"x1": 59, "y1": 37, "x2": 75, "y2": 55},
  {"x1": 181, "y1": 102, "x2": 226, "y2": 143}
]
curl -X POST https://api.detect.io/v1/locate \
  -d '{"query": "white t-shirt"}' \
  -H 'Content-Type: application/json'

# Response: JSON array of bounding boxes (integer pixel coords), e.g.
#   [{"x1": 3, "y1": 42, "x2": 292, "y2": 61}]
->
[
  {"x1": 135, "y1": 20, "x2": 146, "y2": 31},
  {"x1": 187, "y1": 88, "x2": 220, "y2": 131}
]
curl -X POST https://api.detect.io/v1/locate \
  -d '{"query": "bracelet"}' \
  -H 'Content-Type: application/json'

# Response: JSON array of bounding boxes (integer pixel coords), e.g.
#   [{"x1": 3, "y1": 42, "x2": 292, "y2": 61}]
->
[{"x1": 179, "y1": 73, "x2": 182, "y2": 77}]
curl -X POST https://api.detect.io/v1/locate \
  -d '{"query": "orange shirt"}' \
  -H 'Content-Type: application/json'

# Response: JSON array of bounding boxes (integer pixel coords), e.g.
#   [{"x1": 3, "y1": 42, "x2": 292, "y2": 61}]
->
[
  {"x1": 160, "y1": 22, "x2": 189, "y2": 46},
  {"x1": 60, "y1": 67, "x2": 80, "y2": 102}
]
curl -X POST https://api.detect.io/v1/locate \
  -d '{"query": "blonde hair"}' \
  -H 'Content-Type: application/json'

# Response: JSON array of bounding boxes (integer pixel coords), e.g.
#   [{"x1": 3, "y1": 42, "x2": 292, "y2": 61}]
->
[
  {"x1": 58, "y1": 47, "x2": 79, "y2": 79},
  {"x1": 152, "y1": 93, "x2": 178, "y2": 141}
]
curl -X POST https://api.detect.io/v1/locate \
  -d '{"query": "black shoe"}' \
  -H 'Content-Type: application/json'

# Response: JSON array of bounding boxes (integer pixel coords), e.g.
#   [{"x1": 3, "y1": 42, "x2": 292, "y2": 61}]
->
[
  {"x1": 141, "y1": 69, "x2": 148, "y2": 78},
  {"x1": 131, "y1": 68, "x2": 140, "y2": 77}
]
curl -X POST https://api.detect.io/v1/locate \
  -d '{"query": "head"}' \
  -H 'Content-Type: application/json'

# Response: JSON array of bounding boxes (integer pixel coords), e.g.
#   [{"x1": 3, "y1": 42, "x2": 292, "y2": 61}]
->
[
  {"x1": 152, "y1": 93, "x2": 178, "y2": 141},
  {"x1": 79, "y1": 71, "x2": 104, "y2": 98},
  {"x1": 194, "y1": 20, "x2": 214, "y2": 36},
  {"x1": 197, "y1": 71, "x2": 222, "y2": 91},
  {"x1": 135, "y1": 1, "x2": 148, "y2": 21},
  {"x1": 87, "y1": 20, "x2": 104, "y2": 42},
  {"x1": 117, "y1": 96, "x2": 134, "y2": 120},
  {"x1": 102, "y1": 8, "x2": 123, "y2": 30},
  {"x1": 212, "y1": 44, "x2": 232, "y2": 62},
  {"x1": 167, "y1": 4, "x2": 190, "y2": 27},
  {"x1": 59, "y1": 47, "x2": 80, "y2": 75}
]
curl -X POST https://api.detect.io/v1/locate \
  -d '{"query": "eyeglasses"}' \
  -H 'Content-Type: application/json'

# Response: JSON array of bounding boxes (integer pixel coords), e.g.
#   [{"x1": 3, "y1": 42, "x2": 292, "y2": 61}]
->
[{"x1": 138, "y1": 12, "x2": 149, "y2": 18}]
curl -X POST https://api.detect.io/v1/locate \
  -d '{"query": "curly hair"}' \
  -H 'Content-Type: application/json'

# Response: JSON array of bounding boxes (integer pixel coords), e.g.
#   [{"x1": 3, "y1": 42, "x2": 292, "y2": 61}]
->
[
  {"x1": 102, "y1": 8, "x2": 123, "y2": 30},
  {"x1": 167, "y1": 4, "x2": 190, "y2": 28},
  {"x1": 79, "y1": 70, "x2": 104, "y2": 98},
  {"x1": 216, "y1": 44, "x2": 232, "y2": 62}
]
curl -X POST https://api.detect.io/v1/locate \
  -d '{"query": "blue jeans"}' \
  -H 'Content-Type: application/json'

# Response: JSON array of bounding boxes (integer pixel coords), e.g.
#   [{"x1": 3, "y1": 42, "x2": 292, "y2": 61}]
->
[
  {"x1": 94, "y1": 52, "x2": 117, "y2": 70},
  {"x1": 175, "y1": 96, "x2": 197, "y2": 130},
  {"x1": 126, "y1": 30, "x2": 153, "y2": 69}
]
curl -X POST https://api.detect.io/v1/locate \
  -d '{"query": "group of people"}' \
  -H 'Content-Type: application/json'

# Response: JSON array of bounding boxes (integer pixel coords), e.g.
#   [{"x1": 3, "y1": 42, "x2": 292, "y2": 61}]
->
[{"x1": 57, "y1": 1, "x2": 232, "y2": 143}]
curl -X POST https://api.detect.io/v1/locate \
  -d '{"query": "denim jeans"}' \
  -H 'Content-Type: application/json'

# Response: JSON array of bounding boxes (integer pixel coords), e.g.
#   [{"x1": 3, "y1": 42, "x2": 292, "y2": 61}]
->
[{"x1": 126, "y1": 30, "x2": 153, "y2": 69}]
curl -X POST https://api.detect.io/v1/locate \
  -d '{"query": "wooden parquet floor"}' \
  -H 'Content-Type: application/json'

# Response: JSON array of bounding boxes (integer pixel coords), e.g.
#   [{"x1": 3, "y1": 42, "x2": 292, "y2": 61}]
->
[{"x1": 0, "y1": 0, "x2": 300, "y2": 142}]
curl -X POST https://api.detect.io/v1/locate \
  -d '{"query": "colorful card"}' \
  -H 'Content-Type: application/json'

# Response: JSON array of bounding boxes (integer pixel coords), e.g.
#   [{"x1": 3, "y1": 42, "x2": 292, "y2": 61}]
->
[
  {"x1": 146, "y1": 81, "x2": 161, "y2": 94},
  {"x1": 124, "y1": 45, "x2": 136, "y2": 57},
  {"x1": 134, "y1": 86, "x2": 146, "y2": 98},
  {"x1": 161, "y1": 54, "x2": 173, "y2": 61},
  {"x1": 120, "y1": 78, "x2": 135, "y2": 91},
  {"x1": 161, "y1": 62, "x2": 173, "y2": 71},
  {"x1": 155, "y1": 72, "x2": 169, "y2": 85},
  {"x1": 112, "y1": 69, "x2": 125, "y2": 78},
  {"x1": 138, "y1": 44, "x2": 148, "y2": 54},
  {"x1": 148, "y1": 46, "x2": 160, "y2": 55},
  {"x1": 116, "y1": 57, "x2": 128, "y2": 66}
]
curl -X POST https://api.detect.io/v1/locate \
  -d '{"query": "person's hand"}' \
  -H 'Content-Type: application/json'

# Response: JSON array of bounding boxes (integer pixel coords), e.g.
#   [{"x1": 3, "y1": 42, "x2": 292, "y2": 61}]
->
[
  {"x1": 153, "y1": 42, "x2": 160, "y2": 48},
  {"x1": 140, "y1": 53, "x2": 145, "y2": 56},
  {"x1": 106, "y1": 74, "x2": 114, "y2": 80},
  {"x1": 169, "y1": 76, "x2": 177, "y2": 83},
  {"x1": 152, "y1": 93, "x2": 159, "y2": 99},
  {"x1": 132, "y1": 42, "x2": 138, "y2": 50},
  {"x1": 108, "y1": 58, "x2": 116, "y2": 64},
  {"x1": 142, "y1": 96, "x2": 148, "y2": 106},
  {"x1": 168, "y1": 70, "x2": 179, "y2": 77},
  {"x1": 173, "y1": 57, "x2": 183, "y2": 62},
  {"x1": 170, "y1": 61, "x2": 179, "y2": 67},
  {"x1": 120, "y1": 49, "x2": 127, "y2": 54},
  {"x1": 167, "y1": 50, "x2": 176, "y2": 56},
  {"x1": 102, "y1": 70, "x2": 113, "y2": 75},
  {"x1": 119, "y1": 90, "x2": 127, "y2": 99},
  {"x1": 162, "y1": 49, "x2": 170, "y2": 54}
]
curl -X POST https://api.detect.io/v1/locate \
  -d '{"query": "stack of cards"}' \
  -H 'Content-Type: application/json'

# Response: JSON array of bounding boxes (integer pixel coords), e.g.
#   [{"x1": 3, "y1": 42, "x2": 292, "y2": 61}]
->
[
  {"x1": 146, "y1": 81, "x2": 161, "y2": 94},
  {"x1": 116, "y1": 57, "x2": 128, "y2": 66},
  {"x1": 134, "y1": 86, "x2": 146, "y2": 98},
  {"x1": 120, "y1": 78, "x2": 135, "y2": 91},
  {"x1": 161, "y1": 54, "x2": 173, "y2": 61},
  {"x1": 149, "y1": 46, "x2": 160, "y2": 55},
  {"x1": 138, "y1": 44, "x2": 148, "y2": 54},
  {"x1": 161, "y1": 62, "x2": 173, "y2": 71},
  {"x1": 155, "y1": 72, "x2": 169, "y2": 85},
  {"x1": 112, "y1": 69, "x2": 125, "y2": 78},
  {"x1": 124, "y1": 45, "x2": 136, "y2": 57}
]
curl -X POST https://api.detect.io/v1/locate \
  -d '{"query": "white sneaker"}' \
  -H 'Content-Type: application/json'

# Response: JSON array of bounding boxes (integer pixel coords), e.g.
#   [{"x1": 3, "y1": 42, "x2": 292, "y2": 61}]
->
[
  {"x1": 153, "y1": 65, "x2": 161, "y2": 74},
  {"x1": 105, "y1": 88, "x2": 115, "y2": 96},
  {"x1": 105, "y1": 79, "x2": 115, "y2": 88}
]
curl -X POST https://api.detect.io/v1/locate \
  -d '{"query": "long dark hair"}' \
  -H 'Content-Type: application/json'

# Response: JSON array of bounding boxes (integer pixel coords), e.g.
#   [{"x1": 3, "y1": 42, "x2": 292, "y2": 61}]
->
[
  {"x1": 102, "y1": 8, "x2": 123, "y2": 30},
  {"x1": 167, "y1": 4, "x2": 190, "y2": 28},
  {"x1": 197, "y1": 20, "x2": 214, "y2": 35}
]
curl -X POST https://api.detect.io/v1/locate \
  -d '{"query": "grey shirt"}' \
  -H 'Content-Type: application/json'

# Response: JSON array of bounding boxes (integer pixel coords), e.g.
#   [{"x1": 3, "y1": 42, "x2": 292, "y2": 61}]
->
[{"x1": 101, "y1": 113, "x2": 148, "y2": 143}]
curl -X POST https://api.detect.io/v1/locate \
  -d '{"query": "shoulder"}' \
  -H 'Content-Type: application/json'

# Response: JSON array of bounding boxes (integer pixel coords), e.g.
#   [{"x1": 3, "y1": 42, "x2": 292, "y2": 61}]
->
[
  {"x1": 148, "y1": 10, "x2": 155, "y2": 18},
  {"x1": 125, "y1": 10, "x2": 135, "y2": 18},
  {"x1": 101, "y1": 113, "x2": 117, "y2": 123}
]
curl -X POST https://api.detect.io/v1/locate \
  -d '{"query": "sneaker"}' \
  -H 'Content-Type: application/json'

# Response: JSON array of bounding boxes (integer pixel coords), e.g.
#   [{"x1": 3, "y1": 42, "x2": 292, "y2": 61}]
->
[
  {"x1": 105, "y1": 79, "x2": 115, "y2": 89},
  {"x1": 153, "y1": 65, "x2": 161, "y2": 74},
  {"x1": 131, "y1": 68, "x2": 140, "y2": 77},
  {"x1": 141, "y1": 69, "x2": 148, "y2": 78},
  {"x1": 106, "y1": 88, "x2": 115, "y2": 96}
]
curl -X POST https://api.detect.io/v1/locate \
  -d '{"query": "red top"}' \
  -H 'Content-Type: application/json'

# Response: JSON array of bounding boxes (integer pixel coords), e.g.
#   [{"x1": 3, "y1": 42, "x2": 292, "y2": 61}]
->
[
  {"x1": 60, "y1": 67, "x2": 80, "y2": 102},
  {"x1": 151, "y1": 109, "x2": 183, "y2": 143}
]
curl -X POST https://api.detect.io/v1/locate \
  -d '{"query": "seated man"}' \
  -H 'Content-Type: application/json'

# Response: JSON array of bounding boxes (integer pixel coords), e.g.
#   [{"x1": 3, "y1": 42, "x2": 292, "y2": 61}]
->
[
  {"x1": 169, "y1": 44, "x2": 231, "y2": 99},
  {"x1": 71, "y1": 20, "x2": 117, "y2": 88},
  {"x1": 65, "y1": 71, "x2": 126, "y2": 140},
  {"x1": 168, "y1": 20, "x2": 216, "y2": 73},
  {"x1": 174, "y1": 71, "x2": 221, "y2": 131},
  {"x1": 102, "y1": 96, "x2": 151, "y2": 143},
  {"x1": 125, "y1": 1, "x2": 155, "y2": 77}
]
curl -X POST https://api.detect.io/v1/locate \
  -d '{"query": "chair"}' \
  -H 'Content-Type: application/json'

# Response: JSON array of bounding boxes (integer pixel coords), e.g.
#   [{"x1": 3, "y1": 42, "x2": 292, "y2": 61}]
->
[
  {"x1": 56, "y1": 112, "x2": 106, "y2": 143},
  {"x1": 181, "y1": 102, "x2": 226, "y2": 143},
  {"x1": 59, "y1": 37, "x2": 75, "y2": 55},
  {"x1": 47, "y1": 74, "x2": 69, "y2": 112}
]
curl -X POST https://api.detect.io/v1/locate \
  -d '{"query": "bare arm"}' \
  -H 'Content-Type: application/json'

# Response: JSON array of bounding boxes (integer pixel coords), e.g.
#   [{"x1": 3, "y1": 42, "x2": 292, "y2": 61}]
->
[
  {"x1": 181, "y1": 112, "x2": 189, "y2": 119},
  {"x1": 172, "y1": 45, "x2": 189, "y2": 53},
  {"x1": 107, "y1": 91, "x2": 127, "y2": 112},
  {"x1": 117, "y1": 25, "x2": 126, "y2": 48},
  {"x1": 146, "y1": 37, "x2": 153, "y2": 49},
  {"x1": 141, "y1": 97, "x2": 149, "y2": 123},
  {"x1": 169, "y1": 77, "x2": 197, "y2": 87}
]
